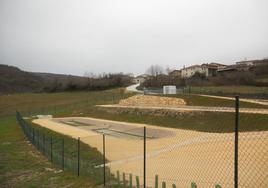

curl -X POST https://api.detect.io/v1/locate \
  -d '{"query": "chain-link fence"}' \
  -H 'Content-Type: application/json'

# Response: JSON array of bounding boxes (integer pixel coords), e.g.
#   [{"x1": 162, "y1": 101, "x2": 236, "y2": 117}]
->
[
  {"x1": 16, "y1": 96, "x2": 268, "y2": 188},
  {"x1": 16, "y1": 112, "x2": 106, "y2": 186}
]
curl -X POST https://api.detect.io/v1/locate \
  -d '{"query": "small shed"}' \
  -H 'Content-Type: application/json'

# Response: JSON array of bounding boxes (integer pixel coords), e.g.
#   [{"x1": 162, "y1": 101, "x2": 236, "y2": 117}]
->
[{"x1": 163, "y1": 85, "x2": 176, "y2": 95}]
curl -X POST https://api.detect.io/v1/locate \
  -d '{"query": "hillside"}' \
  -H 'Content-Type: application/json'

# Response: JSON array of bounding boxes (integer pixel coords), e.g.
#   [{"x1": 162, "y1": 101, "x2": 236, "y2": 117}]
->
[
  {"x1": 0, "y1": 64, "x2": 44, "y2": 94},
  {"x1": 0, "y1": 64, "x2": 132, "y2": 94},
  {"x1": 0, "y1": 64, "x2": 88, "y2": 94}
]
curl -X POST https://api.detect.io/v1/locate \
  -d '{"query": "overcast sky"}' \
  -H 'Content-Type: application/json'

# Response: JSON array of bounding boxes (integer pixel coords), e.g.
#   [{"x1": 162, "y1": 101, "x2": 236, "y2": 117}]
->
[{"x1": 0, "y1": 0, "x2": 268, "y2": 76}]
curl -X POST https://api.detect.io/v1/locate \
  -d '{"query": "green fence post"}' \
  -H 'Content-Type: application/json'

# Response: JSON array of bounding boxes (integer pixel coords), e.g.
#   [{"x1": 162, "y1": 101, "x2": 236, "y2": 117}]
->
[
  {"x1": 50, "y1": 135, "x2": 53, "y2": 162},
  {"x1": 129, "y1": 174, "x2": 133, "y2": 188},
  {"x1": 32, "y1": 128, "x2": 34, "y2": 143},
  {"x1": 235, "y1": 96, "x2": 239, "y2": 188},
  {"x1": 33, "y1": 129, "x2": 35, "y2": 145},
  {"x1": 62, "y1": 138, "x2": 64, "y2": 170},
  {"x1": 191, "y1": 182, "x2": 197, "y2": 188},
  {"x1": 155, "y1": 175, "x2": 158, "y2": 188},
  {"x1": 77, "y1": 137, "x2": 80, "y2": 176},
  {"x1": 107, "y1": 168, "x2": 111, "y2": 184},
  {"x1": 123, "y1": 172, "x2": 126, "y2": 187},
  {"x1": 136, "y1": 176, "x2": 140, "y2": 188},
  {"x1": 162, "y1": 181, "x2": 166, "y2": 188},
  {"x1": 103, "y1": 134, "x2": 106, "y2": 186},
  {"x1": 117, "y1": 171, "x2": 120, "y2": 185},
  {"x1": 37, "y1": 130, "x2": 39, "y2": 150},
  {"x1": 172, "y1": 184, "x2": 176, "y2": 188},
  {"x1": 143, "y1": 127, "x2": 146, "y2": 188},
  {"x1": 215, "y1": 185, "x2": 221, "y2": 188},
  {"x1": 42, "y1": 133, "x2": 45, "y2": 154}
]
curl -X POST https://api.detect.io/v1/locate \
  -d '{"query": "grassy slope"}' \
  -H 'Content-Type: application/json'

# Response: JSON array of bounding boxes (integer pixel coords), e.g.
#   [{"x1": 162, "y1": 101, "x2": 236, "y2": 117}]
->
[
  {"x1": 0, "y1": 89, "x2": 129, "y2": 187},
  {"x1": 0, "y1": 89, "x2": 127, "y2": 117},
  {"x1": 171, "y1": 94, "x2": 268, "y2": 109},
  {"x1": 1, "y1": 89, "x2": 268, "y2": 187},
  {"x1": 190, "y1": 86, "x2": 268, "y2": 96},
  {"x1": 0, "y1": 117, "x2": 92, "y2": 188}
]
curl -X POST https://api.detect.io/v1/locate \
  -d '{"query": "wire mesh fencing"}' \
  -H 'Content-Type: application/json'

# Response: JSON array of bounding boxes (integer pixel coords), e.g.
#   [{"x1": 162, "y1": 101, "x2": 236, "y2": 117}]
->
[
  {"x1": 16, "y1": 95, "x2": 268, "y2": 188},
  {"x1": 16, "y1": 112, "x2": 106, "y2": 186},
  {"x1": 237, "y1": 107, "x2": 268, "y2": 188}
]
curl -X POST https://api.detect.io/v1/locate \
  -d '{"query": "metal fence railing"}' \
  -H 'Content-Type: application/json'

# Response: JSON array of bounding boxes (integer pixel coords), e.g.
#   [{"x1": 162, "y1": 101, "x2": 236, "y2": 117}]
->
[{"x1": 16, "y1": 96, "x2": 268, "y2": 188}]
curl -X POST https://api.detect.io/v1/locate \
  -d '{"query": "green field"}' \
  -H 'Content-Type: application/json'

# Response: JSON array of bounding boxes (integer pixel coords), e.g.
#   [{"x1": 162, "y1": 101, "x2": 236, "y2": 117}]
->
[
  {"x1": 0, "y1": 89, "x2": 129, "y2": 117},
  {"x1": 0, "y1": 117, "x2": 94, "y2": 187},
  {"x1": 1, "y1": 89, "x2": 268, "y2": 187},
  {"x1": 189, "y1": 86, "x2": 268, "y2": 96},
  {"x1": 158, "y1": 94, "x2": 268, "y2": 109},
  {"x1": 257, "y1": 77, "x2": 268, "y2": 83},
  {"x1": 0, "y1": 89, "x2": 129, "y2": 187}
]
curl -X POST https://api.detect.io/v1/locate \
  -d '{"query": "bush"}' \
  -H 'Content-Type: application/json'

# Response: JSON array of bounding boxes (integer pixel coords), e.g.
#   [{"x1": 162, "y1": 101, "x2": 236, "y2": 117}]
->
[{"x1": 141, "y1": 75, "x2": 186, "y2": 88}]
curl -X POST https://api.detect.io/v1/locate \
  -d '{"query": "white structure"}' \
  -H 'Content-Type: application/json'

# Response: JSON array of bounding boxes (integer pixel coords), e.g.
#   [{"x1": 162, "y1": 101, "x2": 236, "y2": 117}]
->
[
  {"x1": 163, "y1": 85, "x2": 177, "y2": 95},
  {"x1": 133, "y1": 74, "x2": 150, "y2": 84},
  {"x1": 181, "y1": 65, "x2": 203, "y2": 78}
]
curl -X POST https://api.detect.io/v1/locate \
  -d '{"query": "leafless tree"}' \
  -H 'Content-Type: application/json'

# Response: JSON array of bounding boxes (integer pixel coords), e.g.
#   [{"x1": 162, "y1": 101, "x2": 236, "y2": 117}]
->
[{"x1": 146, "y1": 64, "x2": 164, "y2": 77}]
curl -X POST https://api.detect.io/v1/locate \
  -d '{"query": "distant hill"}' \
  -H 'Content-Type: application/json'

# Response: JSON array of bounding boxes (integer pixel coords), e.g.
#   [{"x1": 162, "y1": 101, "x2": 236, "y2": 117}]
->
[
  {"x1": 33, "y1": 72, "x2": 88, "y2": 84},
  {"x1": 0, "y1": 64, "x2": 44, "y2": 94},
  {"x1": 0, "y1": 64, "x2": 132, "y2": 94},
  {"x1": 0, "y1": 64, "x2": 88, "y2": 94}
]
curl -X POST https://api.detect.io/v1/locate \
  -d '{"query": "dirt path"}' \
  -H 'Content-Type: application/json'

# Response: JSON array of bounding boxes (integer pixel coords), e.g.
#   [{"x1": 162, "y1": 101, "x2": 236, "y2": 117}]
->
[
  {"x1": 197, "y1": 94, "x2": 268, "y2": 106},
  {"x1": 99, "y1": 104, "x2": 268, "y2": 115},
  {"x1": 33, "y1": 117, "x2": 268, "y2": 188},
  {"x1": 126, "y1": 84, "x2": 143, "y2": 93}
]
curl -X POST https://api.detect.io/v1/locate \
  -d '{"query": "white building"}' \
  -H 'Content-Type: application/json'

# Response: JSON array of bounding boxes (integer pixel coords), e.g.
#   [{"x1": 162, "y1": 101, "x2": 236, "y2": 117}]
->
[
  {"x1": 133, "y1": 74, "x2": 151, "y2": 84},
  {"x1": 163, "y1": 85, "x2": 176, "y2": 95},
  {"x1": 181, "y1": 65, "x2": 204, "y2": 78},
  {"x1": 181, "y1": 63, "x2": 226, "y2": 78}
]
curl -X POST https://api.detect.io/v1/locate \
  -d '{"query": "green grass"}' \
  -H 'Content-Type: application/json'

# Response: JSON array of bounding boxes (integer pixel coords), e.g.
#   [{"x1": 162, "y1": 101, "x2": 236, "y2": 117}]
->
[
  {"x1": 25, "y1": 117, "x2": 106, "y2": 184},
  {"x1": 62, "y1": 106, "x2": 268, "y2": 133},
  {"x1": 0, "y1": 89, "x2": 132, "y2": 187},
  {"x1": 0, "y1": 88, "x2": 130, "y2": 117},
  {"x1": 0, "y1": 116, "x2": 93, "y2": 188},
  {"x1": 167, "y1": 94, "x2": 268, "y2": 109},
  {"x1": 1, "y1": 88, "x2": 268, "y2": 187},
  {"x1": 189, "y1": 86, "x2": 268, "y2": 96},
  {"x1": 257, "y1": 77, "x2": 268, "y2": 83}
]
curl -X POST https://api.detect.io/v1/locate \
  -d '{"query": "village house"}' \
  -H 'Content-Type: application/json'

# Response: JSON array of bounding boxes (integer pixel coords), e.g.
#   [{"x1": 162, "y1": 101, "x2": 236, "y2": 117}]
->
[
  {"x1": 181, "y1": 65, "x2": 202, "y2": 78},
  {"x1": 218, "y1": 59, "x2": 268, "y2": 73},
  {"x1": 168, "y1": 70, "x2": 181, "y2": 78},
  {"x1": 181, "y1": 63, "x2": 226, "y2": 78},
  {"x1": 133, "y1": 74, "x2": 150, "y2": 84}
]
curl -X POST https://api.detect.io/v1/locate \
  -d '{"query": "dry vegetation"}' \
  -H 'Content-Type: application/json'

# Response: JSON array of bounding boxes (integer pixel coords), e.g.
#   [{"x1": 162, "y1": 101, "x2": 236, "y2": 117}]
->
[{"x1": 0, "y1": 64, "x2": 132, "y2": 94}]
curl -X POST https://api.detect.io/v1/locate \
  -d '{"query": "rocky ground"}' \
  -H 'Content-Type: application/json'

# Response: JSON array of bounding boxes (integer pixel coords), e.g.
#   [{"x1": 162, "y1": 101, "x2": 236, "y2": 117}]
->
[{"x1": 119, "y1": 95, "x2": 186, "y2": 107}]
